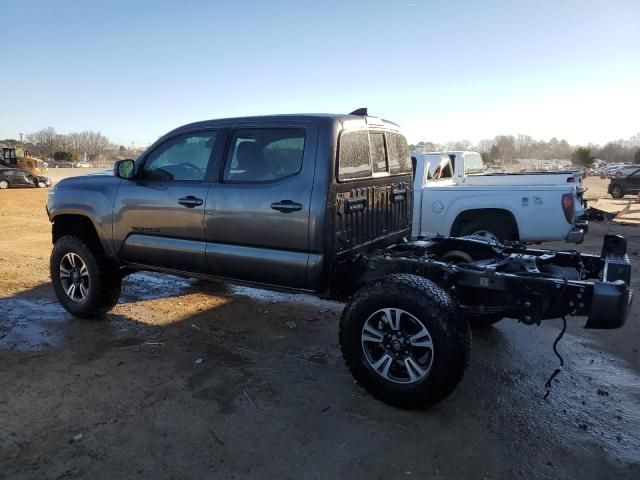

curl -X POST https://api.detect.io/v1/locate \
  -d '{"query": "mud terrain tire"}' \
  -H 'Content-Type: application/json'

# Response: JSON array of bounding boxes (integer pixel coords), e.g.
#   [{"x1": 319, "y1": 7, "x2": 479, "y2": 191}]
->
[
  {"x1": 50, "y1": 235, "x2": 122, "y2": 318},
  {"x1": 340, "y1": 274, "x2": 471, "y2": 409}
]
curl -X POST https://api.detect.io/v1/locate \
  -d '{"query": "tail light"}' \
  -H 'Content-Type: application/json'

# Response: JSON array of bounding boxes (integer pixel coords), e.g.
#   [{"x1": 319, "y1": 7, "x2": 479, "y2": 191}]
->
[{"x1": 562, "y1": 193, "x2": 575, "y2": 224}]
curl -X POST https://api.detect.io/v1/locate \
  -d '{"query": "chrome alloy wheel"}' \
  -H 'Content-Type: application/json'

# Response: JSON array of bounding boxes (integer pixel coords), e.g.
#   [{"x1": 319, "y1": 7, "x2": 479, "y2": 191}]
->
[
  {"x1": 361, "y1": 308, "x2": 434, "y2": 384},
  {"x1": 469, "y1": 229, "x2": 499, "y2": 242},
  {"x1": 59, "y1": 252, "x2": 90, "y2": 302}
]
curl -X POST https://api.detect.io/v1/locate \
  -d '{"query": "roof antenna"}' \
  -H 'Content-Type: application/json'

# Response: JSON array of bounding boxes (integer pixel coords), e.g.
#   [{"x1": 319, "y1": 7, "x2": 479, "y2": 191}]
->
[{"x1": 349, "y1": 108, "x2": 368, "y2": 116}]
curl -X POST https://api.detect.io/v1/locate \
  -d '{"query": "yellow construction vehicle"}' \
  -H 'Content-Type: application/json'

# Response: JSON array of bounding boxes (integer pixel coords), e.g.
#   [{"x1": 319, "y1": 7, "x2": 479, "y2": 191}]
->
[{"x1": 1, "y1": 147, "x2": 48, "y2": 174}]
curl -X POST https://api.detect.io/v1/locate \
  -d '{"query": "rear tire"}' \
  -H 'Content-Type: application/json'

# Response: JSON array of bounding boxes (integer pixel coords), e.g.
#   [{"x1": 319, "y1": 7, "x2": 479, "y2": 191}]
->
[
  {"x1": 610, "y1": 184, "x2": 624, "y2": 199},
  {"x1": 458, "y1": 217, "x2": 515, "y2": 242},
  {"x1": 340, "y1": 274, "x2": 471, "y2": 409},
  {"x1": 50, "y1": 235, "x2": 122, "y2": 318},
  {"x1": 0, "y1": 180, "x2": 8, "y2": 189}
]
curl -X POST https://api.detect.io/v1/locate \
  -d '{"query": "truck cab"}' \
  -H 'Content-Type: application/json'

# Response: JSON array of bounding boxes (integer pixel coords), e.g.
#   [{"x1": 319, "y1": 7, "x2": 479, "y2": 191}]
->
[{"x1": 48, "y1": 113, "x2": 412, "y2": 295}]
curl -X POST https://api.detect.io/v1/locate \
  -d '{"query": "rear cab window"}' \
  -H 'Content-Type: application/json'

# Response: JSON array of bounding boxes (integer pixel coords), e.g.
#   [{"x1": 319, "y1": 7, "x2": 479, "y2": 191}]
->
[
  {"x1": 463, "y1": 154, "x2": 485, "y2": 175},
  {"x1": 338, "y1": 130, "x2": 411, "y2": 181},
  {"x1": 223, "y1": 128, "x2": 305, "y2": 182}
]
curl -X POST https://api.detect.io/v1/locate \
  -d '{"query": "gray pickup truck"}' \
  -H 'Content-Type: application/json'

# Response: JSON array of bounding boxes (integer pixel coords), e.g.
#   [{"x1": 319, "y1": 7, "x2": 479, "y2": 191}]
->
[{"x1": 47, "y1": 110, "x2": 631, "y2": 409}]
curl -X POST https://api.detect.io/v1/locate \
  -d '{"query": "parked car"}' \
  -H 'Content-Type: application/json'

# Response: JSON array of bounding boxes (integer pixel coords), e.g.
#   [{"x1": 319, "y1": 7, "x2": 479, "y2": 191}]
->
[
  {"x1": 46, "y1": 111, "x2": 630, "y2": 409},
  {"x1": 51, "y1": 160, "x2": 74, "y2": 168},
  {"x1": 608, "y1": 165, "x2": 638, "y2": 179},
  {"x1": 0, "y1": 168, "x2": 51, "y2": 189},
  {"x1": 597, "y1": 165, "x2": 621, "y2": 178},
  {"x1": 411, "y1": 151, "x2": 587, "y2": 243},
  {"x1": 608, "y1": 167, "x2": 640, "y2": 198},
  {"x1": 73, "y1": 162, "x2": 92, "y2": 168}
]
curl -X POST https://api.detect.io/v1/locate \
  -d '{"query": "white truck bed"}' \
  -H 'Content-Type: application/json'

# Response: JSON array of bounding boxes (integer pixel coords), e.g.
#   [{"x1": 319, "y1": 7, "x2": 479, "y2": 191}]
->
[{"x1": 411, "y1": 151, "x2": 587, "y2": 243}]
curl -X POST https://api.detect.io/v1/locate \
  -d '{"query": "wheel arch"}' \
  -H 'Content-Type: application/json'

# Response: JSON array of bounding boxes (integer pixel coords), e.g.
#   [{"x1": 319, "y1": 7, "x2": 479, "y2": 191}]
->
[
  {"x1": 51, "y1": 213, "x2": 113, "y2": 259},
  {"x1": 450, "y1": 208, "x2": 520, "y2": 240}
]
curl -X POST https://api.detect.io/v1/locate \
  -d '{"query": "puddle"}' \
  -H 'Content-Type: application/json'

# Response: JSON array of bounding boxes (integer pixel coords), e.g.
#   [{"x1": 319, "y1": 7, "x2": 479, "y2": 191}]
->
[
  {"x1": 487, "y1": 323, "x2": 640, "y2": 464},
  {"x1": 126, "y1": 271, "x2": 341, "y2": 310},
  {"x1": 552, "y1": 345, "x2": 640, "y2": 463},
  {"x1": 0, "y1": 297, "x2": 67, "y2": 351},
  {"x1": 121, "y1": 272, "x2": 196, "y2": 301},
  {"x1": 229, "y1": 284, "x2": 341, "y2": 310}
]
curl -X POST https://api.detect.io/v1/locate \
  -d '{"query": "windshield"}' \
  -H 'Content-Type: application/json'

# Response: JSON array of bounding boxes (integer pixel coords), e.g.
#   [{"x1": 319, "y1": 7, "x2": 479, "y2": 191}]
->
[{"x1": 464, "y1": 154, "x2": 485, "y2": 175}]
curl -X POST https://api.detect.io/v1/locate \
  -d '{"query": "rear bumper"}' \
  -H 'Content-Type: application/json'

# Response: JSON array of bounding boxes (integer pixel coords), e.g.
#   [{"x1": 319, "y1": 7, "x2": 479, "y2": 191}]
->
[
  {"x1": 565, "y1": 216, "x2": 589, "y2": 243},
  {"x1": 565, "y1": 227, "x2": 585, "y2": 244},
  {"x1": 585, "y1": 282, "x2": 632, "y2": 329},
  {"x1": 585, "y1": 235, "x2": 632, "y2": 329}
]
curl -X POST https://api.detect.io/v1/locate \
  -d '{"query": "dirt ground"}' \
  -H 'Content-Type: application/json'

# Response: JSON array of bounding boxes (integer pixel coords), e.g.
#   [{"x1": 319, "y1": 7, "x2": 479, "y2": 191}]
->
[{"x1": 1, "y1": 177, "x2": 639, "y2": 479}]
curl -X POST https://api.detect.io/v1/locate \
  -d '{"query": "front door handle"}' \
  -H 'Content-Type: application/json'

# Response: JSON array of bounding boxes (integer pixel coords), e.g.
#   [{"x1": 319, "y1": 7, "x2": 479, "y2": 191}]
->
[
  {"x1": 271, "y1": 200, "x2": 302, "y2": 213},
  {"x1": 178, "y1": 196, "x2": 203, "y2": 208}
]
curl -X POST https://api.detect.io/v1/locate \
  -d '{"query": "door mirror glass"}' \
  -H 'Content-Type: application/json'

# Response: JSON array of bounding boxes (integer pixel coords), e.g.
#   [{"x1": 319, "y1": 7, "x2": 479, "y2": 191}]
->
[{"x1": 115, "y1": 159, "x2": 135, "y2": 179}]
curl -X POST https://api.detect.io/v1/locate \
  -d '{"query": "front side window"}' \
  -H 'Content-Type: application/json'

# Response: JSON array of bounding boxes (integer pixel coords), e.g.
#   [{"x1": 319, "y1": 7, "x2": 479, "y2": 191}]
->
[
  {"x1": 142, "y1": 131, "x2": 217, "y2": 181},
  {"x1": 223, "y1": 128, "x2": 305, "y2": 182}
]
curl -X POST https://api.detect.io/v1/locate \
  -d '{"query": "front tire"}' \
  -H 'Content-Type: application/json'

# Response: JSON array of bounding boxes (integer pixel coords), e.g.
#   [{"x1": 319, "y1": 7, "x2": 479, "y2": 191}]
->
[
  {"x1": 50, "y1": 235, "x2": 122, "y2": 318},
  {"x1": 340, "y1": 274, "x2": 471, "y2": 409},
  {"x1": 0, "y1": 180, "x2": 8, "y2": 189},
  {"x1": 610, "y1": 184, "x2": 624, "y2": 199}
]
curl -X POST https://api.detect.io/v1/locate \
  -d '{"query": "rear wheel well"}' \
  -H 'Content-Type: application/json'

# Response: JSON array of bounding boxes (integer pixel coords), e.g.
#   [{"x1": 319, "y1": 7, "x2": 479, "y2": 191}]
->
[
  {"x1": 451, "y1": 209, "x2": 519, "y2": 240},
  {"x1": 52, "y1": 215, "x2": 104, "y2": 255}
]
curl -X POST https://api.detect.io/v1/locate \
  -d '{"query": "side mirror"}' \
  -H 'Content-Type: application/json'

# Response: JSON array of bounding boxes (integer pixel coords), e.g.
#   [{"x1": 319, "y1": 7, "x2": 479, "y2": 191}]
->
[{"x1": 114, "y1": 159, "x2": 135, "y2": 179}]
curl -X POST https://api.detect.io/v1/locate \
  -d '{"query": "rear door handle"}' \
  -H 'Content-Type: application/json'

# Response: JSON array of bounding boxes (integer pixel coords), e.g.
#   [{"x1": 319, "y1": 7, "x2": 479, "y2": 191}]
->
[
  {"x1": 271, "y1": 200, "x2": 302, "y2": 213},
  {"x1": 178, "y1": 196, "x2": 204, "y2": 208}
]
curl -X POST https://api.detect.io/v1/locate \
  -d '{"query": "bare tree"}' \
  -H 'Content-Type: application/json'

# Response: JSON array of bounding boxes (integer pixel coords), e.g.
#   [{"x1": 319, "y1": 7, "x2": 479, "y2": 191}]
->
[{"x1": 26, "y1": 127, "x2": 59, "y2": 158}]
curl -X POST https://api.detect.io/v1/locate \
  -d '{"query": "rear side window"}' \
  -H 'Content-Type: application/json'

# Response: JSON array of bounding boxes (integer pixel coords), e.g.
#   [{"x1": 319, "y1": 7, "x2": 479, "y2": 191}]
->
[
  {"x1": 370, "y1": 133, "x2": 387, "y2": 173},
  {"x1": 338, "y1": 130, "x2": 411, "y2": 181},
  {"x1": 338, "y1": 131, "x2": 371, "y2": 181},
  {"x1": 386, "y1": 132, "x2": 411, "y2": 175},
  {"x1": 223, "y1": 128, "x2": 305, "y2": 182}
]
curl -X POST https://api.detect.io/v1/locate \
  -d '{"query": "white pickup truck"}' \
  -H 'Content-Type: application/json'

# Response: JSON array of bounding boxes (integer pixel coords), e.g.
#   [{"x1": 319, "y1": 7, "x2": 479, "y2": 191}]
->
[{"x1": 411, "y1": 151, "x2": 587, "y2": 243}]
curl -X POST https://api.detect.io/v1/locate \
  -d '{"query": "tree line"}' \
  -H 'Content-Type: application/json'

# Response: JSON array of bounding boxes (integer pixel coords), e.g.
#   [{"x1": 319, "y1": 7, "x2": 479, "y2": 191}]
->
[
  {"x1": 410, "y1": 132, "x2": 640, "y2": 167},
  {"x1": 0, "y1": 127, "x2": 140, "y2": 163},
  {"x1": 4, "y1": 127, "x2": 640, "y2": 169}
]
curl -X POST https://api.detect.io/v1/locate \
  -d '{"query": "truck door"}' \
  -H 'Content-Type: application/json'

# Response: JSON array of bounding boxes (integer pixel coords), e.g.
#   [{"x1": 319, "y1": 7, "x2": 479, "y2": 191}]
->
[
  {"x1": 204, "y1": 126, "x2": 316, "y2": 288},
  {"x1": 624, "y1": 169, "x2": 640, "y2": 193},
  {"x1": 112, "y1": 130, "x2": 220, "y2": 273}
]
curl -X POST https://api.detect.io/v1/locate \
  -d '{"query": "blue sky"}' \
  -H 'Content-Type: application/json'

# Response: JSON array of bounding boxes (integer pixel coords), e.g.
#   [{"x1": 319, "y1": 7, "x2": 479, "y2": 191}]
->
[{"x1": 1, "y1": 0, "x2": 639, "y2": 146}]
